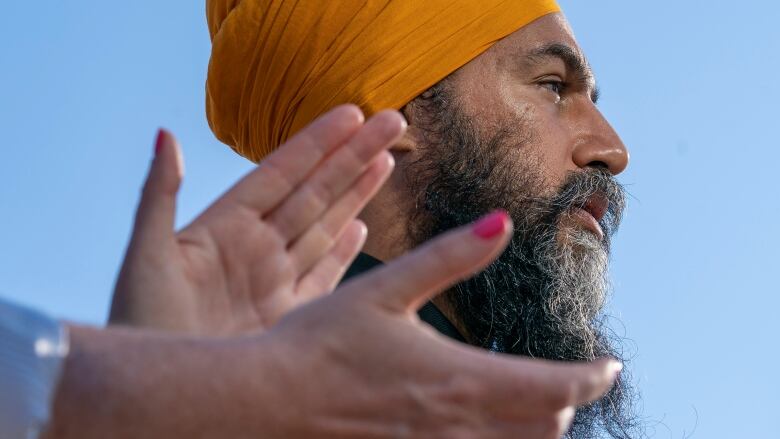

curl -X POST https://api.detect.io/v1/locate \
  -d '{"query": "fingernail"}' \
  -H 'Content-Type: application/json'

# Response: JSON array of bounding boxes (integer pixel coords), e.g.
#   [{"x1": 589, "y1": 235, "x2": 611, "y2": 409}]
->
[
  {"x1": 472, "y1": 211, "x2": 509, "y2": 240},
  {"x1": 154, "y1": 129, "x2": 166, "y2": 156}
]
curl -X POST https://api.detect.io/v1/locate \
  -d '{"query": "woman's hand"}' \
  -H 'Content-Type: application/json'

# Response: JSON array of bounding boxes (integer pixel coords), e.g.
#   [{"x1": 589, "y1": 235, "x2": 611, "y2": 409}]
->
[
  {"x1": 110, "y1": 105, "x2": 403, "y2": 334},
  {"x1": 51, "y1": 213, "x2": 619, "y2": 439},
  {"x1": 246, "y1": 212, "x2": 621, "y2": 439}
]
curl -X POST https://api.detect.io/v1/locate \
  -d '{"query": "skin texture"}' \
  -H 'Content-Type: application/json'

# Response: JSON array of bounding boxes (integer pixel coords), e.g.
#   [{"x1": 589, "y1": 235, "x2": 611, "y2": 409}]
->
[
  {"x1": 91, "y1": 12, "x2": 632, "y2": 438},
  {"x1": 357, "y1": 13, "x2": 638, "y2": 438},
  {"x1": 68, "y1": 108, "x2": 626, "y2": 438},
  {"x1": 361, "y1": 13, "x2": 629, "y2": 261},
  {"x1": 43, "y1": 214, "x2": 622, "y2": 439},
  {"x1": 110, "y1": 106, "x2": 402, "y2": 334}
]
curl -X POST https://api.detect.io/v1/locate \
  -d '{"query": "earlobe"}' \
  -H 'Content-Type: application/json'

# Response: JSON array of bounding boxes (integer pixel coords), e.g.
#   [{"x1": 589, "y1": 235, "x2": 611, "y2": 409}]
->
[{"x1": 391, "y1": 130, "x2": 419, "y2": 153}]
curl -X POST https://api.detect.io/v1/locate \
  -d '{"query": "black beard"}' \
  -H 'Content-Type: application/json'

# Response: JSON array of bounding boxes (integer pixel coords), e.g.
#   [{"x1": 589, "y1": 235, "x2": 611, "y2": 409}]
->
[{"x1": 404, "y1": 82, "x2": 642, "y2": 439}]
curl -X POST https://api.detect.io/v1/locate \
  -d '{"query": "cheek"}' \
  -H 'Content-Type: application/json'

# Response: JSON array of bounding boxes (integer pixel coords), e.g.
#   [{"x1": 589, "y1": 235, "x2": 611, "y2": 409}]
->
[
  {"x1": 533, "y1": 130, "x2": 573, "y2": 186},
  {"x1": 504, "y1": 110, "x2": 576, "y2": 192},
  {"x1": 457, "y1": 73, "x2": 578, "y2": 189},
  {"x1": 456, "y1": 69, "x2": 533, "y2": 131},
  {"x1": 517, "y1": 103, "x2": 577, "y2": 187}
]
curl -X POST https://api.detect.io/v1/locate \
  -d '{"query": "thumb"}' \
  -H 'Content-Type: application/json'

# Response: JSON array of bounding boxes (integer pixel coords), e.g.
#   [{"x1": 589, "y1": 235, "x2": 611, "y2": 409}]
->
[
  {"x1": 130, "y1": 129, "x2": 184, "y2": 249},
  {"x1": 346, "y1": 211, "x2": 512, "y2": 314}
]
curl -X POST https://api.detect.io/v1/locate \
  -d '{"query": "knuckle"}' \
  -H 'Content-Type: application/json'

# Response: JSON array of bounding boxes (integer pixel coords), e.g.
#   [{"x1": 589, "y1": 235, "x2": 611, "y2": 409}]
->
[
  {"x1": 345, "y1": 136, "x2": 376, "y2": 164},
  {"x1": 442, "y1": 375, "x2": 482, "y2": 406},
  {"x1": 306, "y1": 180, "x2": 335, "y2": 209},
  {"x1": 427, "y1": 239, "x2": 464, "y2": 275},
  {"x1": 404, "y1": 378, "x2": 483, "y2": 435},
  {"x1": 313, "y1": 223, "x2": 336, "y2": 249},
  {"x1": 292, "y1": 127, "x2": 329, "y2": 157},
  {"x1": 546, "y1": 380, "x2": 578, "y2": 409},
  {"x1": 260, "y1": 159, "x2": 296, "y2": 195}
]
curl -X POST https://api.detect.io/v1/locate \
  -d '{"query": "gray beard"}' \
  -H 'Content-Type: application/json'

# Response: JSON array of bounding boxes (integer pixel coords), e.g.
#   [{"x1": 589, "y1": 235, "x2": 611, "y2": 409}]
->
[
  {"x1": 410, "y1": 159, "x2": 621, "y2": 362},
  {"x1": 403, "y1": 81, "x2": 642, "y2": 438}
]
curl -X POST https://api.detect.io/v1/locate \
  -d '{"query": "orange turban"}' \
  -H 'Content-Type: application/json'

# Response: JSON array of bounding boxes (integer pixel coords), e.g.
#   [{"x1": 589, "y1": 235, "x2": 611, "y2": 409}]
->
[{"x1": 206, "y1": 0, "x2": 561, "y2": 162}]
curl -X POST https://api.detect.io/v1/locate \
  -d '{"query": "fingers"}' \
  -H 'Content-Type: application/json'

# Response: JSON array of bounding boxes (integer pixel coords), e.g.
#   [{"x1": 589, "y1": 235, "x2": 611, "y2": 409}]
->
[
  {"x1": 225, "y1": 105, "x2": 365, "y2": 212},
  {"x1": 452, "y1": 344, "x2": 622, "y2": 414},
  {"x1": 345, "y1": 211, "x2": 513, "y2": 314},
  {"x1": 288, "y1": 151, "x2": 394, "y2": 275},
  {"x1": 267, "y1": 110, "x2": 406, "y2": 242},
  {"x1": 130, "y1": 129, "x2": 184, "y2": 250},
  {"x1": 505, "y1": 407, "x2": 576, "y2": 439},
  {"x1": 556, "y1": 407, "x2": 577, "y2": 437},
  {"x1": 562, "y1": 357, "x2": 623, "y2": 406},
  {"x1": 296, "y1": 220, "x2": 368, "y2": 300}
]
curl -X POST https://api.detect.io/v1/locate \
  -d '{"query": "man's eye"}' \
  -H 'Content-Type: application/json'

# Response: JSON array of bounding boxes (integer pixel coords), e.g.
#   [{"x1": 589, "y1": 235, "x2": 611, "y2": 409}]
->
[{"x1": 539, "y1": 80, "x2": 565, "y2": 96}]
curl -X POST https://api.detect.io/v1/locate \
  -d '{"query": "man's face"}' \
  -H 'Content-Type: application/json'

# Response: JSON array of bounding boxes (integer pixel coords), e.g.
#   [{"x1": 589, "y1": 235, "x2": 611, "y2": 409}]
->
[
  {"x1": 400, "y1": 13, "x2": 637, "y2": 438},
  {"x1": 442, "y1": 13, "x2": 628, "y2": 211},
  {"x1": 405, "y1": 12, "x2": 630, "y2": 341}
]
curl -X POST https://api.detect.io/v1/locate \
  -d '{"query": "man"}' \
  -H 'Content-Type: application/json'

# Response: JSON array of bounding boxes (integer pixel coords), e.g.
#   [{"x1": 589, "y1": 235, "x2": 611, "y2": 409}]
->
[
  {"x1": 204, "y1": 1, "x2": 641, "y2": 437},
  {"x1": 1, "y1": 116, "x2": 620, "y2": 439}
]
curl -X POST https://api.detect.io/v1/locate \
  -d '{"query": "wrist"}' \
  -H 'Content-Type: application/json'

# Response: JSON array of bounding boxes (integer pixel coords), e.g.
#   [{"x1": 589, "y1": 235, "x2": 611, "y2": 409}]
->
[{"x1": 45, "y1": 326, "x2": 278, "y2": 438}]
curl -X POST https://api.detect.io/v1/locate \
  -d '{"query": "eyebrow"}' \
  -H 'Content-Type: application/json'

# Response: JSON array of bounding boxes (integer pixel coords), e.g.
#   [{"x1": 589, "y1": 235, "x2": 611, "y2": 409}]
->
[{"x1": 525, "y1": 43, "x2": 600, "y2": 104}]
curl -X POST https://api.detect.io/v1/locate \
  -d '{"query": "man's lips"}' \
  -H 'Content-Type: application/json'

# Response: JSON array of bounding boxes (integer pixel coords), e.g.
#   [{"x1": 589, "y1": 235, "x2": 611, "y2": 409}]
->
[
  {"x1": 583, "y1": 193, "x2": 608, "y2": 223},
  {"x1": 569, "y1": 194, "x2": 608, "y2": 241},
  {"x1": 571, "y1": 208, "x2": 604, "y2": 240}
]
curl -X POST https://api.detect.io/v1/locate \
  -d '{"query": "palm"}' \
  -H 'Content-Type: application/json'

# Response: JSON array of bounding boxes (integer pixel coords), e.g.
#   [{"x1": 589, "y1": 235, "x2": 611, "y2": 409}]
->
[
  {"x1": 177, "y1": 215, "x2": 304, "y2": 332},
  {"x1": 110, "y1": 107, "x2": 403, "y2": 335}
]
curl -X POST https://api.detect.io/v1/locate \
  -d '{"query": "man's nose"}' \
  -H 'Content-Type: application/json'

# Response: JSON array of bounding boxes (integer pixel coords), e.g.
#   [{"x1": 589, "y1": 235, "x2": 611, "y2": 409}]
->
[{"x1": 571, "y1": 106, "x2": 629, "y2": 175}]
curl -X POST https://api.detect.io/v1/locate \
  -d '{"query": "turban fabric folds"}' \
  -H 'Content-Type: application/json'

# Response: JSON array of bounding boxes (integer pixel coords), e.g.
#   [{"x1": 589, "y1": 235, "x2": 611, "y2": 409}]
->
[{"x1": 206, "y1": 0, "x2": 561, "y2": 162}]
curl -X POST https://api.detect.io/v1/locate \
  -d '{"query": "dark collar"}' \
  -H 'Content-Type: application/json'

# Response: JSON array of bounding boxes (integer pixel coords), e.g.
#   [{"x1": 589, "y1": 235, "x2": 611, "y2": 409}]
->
[{"x1": 343, "y1": 253, "x2": 466, "y2": 343}]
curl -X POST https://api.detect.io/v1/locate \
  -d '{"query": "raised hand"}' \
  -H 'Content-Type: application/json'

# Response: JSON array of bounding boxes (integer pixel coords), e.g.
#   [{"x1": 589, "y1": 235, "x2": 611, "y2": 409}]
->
[
  {"x1": 260, "y1": 211, "x2": 622, "y2": 439},
  {"x1": 110, "y1": 105, "x2": 404, "y2": 334},
  {"x1": 50, "y1": 213, "x2": 618, "y2": 439}
]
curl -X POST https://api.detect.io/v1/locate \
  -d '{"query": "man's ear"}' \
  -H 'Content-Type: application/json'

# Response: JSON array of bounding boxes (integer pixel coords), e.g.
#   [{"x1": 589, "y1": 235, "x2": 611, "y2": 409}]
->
[
  {"x1": 393, "y1": 98, "x2": 431, "y2": 153},
  {"x1": 391, "y1": 127, "x2": 421, "y2": 153}
]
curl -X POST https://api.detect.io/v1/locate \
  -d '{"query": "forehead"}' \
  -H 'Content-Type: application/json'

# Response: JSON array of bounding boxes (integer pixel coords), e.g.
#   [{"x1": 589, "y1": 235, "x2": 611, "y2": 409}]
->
[{"x1": 472, "y1": 13, "x2": 582, "y2": 67}]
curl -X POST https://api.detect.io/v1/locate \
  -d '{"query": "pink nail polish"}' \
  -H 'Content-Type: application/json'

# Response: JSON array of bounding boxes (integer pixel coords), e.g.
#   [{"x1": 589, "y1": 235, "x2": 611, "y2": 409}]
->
[
  {"x1": 472, "y1": 211, "x2": 509, "y2": 240},
  {"x1": 154, "y1": 129, "x2": 165, "y2": 156}
]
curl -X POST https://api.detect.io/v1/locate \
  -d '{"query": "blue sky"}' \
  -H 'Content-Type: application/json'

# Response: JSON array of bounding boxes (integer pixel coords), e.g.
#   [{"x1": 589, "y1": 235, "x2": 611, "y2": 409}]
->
[{"x1": 1, "y1": 1, "x2": 777, "y2": 437}]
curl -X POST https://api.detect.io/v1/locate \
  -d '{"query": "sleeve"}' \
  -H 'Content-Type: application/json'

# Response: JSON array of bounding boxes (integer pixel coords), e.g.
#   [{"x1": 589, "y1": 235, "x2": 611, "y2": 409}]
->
[{"x1": 0, "y1": 297, "x2": 69, "y2": 439}]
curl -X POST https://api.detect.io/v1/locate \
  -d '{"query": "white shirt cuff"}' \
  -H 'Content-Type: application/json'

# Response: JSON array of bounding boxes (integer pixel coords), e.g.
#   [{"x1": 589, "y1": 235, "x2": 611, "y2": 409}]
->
[{"x1": 0, "y1": 298, "x2": 69, "y2": 439}]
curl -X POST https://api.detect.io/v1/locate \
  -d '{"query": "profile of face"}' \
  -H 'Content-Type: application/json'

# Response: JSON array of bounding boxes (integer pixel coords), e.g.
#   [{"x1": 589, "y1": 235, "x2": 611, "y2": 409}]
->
[{"x1": 373, "y1": 12, "x2": 640, "y2": 438}]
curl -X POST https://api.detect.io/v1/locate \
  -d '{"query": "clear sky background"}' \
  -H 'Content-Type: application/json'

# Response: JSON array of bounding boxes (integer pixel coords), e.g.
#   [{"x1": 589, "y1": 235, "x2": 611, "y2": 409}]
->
[{"x1": 1, "y1": 1, "x2": 777, "y2": 437}]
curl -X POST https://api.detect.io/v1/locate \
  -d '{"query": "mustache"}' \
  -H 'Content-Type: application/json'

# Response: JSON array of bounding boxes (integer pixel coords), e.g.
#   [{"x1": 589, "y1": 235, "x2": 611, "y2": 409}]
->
[{"x1": 518, "y1": 168, "x2": 626, "y2": 242}]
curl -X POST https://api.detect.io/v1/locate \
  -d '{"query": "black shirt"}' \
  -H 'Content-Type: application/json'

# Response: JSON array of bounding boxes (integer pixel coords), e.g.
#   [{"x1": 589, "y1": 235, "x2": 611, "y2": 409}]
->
[{"x1": 343, "y1": 253, "x2": 466, "y2": 343}]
